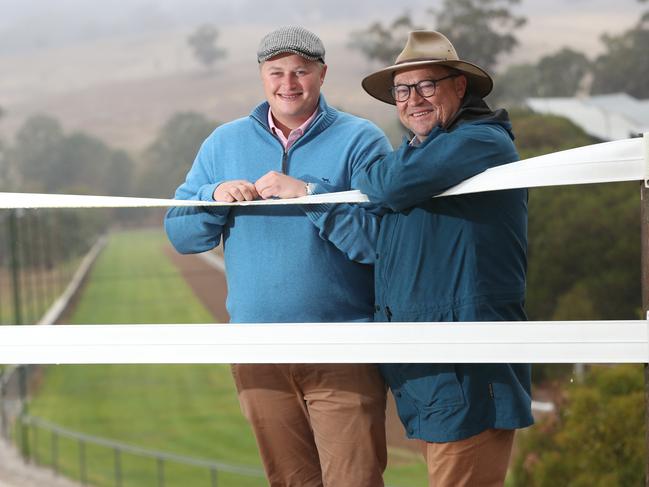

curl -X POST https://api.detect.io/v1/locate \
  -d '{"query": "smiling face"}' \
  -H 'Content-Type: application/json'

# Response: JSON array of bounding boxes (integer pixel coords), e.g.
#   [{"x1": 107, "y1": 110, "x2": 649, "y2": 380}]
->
[
  {"x1": 260, "y1": 53, "x2": 327, "y2": 132},
  {"x1": 393, "y1": 65, "x2": 467, "y2": 142}
]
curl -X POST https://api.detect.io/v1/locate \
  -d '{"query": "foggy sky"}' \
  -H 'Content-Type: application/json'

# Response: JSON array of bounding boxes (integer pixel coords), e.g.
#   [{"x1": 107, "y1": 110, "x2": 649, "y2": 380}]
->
[{"x1": 0, "y1": 0, "x2": 645, "y2": 56}]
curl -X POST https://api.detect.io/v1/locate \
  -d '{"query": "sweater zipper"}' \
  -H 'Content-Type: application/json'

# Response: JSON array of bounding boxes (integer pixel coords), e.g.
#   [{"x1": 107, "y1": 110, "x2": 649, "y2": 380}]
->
[
  {"x1": 251, "y1": 106, "x2": 326, "y2": 175},
  {"x1": 281, "y1": 150, "x2": 288, "y2": 174}
]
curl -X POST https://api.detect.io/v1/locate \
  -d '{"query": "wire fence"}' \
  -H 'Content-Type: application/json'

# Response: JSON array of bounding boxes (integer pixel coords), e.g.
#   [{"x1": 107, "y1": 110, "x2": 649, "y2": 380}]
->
[
  {"x1": 0, "y1": 208, "x2": 99, "y2": 326},
  {"x1": 12, "y1": 415, "x2": 265, "y2": 487},
  {"x1": 0, "y1": 218, "x2": 271, "y2": 487}
]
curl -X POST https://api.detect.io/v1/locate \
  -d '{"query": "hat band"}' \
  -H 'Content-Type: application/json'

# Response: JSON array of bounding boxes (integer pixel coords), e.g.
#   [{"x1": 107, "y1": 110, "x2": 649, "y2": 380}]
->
[{"x1": 395, "y1": 57, "x2": 450, "y2": 65}]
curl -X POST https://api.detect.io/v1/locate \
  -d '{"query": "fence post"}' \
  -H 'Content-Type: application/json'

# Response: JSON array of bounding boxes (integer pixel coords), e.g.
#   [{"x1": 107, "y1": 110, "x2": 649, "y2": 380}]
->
[
  {"x1": 157, "y1": 457, "x2": 165, "y2": 487},
  {"x1": 114, "y1": 447, "x2": 122, "y2": 487},
  {"x1": 8, "y1": 209, "x2": 22, "y2": 326},
  {"x1": 79, "y1": 439, "x2": 87, "y2": 485},
  {"x1": 210, "y1": 467, "x2": 218, "y2": 487},
  {"x1": 33, "y1": 422, "x2": 39, "y2": 464},
  {"x1": 641, "y1": 180, "x2": 649, "y2": 487},
  {"x1": 52, "y1": 430, "x2": 59, "y2": 475},
  {"x1": 18, "y1": 368, "x2": 29, "y2": 460},
  {"x1": 0, "y1": 371, "x2": 7, "y2": 441},
  {"x1": 8, "y1": 210, "x2": 31, "y2": 460}
]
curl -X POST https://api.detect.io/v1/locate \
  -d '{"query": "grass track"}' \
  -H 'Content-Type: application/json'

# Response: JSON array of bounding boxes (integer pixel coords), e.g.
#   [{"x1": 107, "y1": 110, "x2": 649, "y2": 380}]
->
[{"x1": 28, "y1": 228, "x2": 428, "y2": 486}]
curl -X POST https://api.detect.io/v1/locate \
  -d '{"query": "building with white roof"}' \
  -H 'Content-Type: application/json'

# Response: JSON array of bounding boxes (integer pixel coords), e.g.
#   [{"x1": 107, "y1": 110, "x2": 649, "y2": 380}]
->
[{"x1": 526, "y1": 93, "x2": 649, "y2": 141}]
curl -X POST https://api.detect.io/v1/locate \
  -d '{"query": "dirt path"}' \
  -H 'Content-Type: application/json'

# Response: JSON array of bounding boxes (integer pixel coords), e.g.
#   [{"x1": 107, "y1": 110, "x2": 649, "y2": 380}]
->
[
  {"x1": 163, "y1": 246, "x2": 423, "y2": 458},
  {"x1": 0, "y1": 440, "x2": 82, "y2": 487}
]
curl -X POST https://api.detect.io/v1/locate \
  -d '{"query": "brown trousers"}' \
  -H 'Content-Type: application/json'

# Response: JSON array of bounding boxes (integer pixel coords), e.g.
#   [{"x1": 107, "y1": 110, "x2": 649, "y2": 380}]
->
[
  {"x1": 423, "y1": 428, "x2": 515, "y2": 487},
  {"x1": 231, "y1": 364, "x2": 387, "y2": 487}
]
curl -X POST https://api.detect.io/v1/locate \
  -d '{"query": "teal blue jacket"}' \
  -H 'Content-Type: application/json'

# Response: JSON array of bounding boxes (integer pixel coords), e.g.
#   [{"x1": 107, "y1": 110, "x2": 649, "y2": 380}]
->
[
  {"x1": 356, "y1": 99, "x2": 534, "y2": 442},
  {"x1": 165, "y1": 96, "x2": 392, "y2": 323}
]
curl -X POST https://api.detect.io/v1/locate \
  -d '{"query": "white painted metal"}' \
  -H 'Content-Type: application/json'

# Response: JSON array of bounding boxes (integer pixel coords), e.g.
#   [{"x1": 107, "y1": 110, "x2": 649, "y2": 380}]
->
[
  {"x1": 0, "y1": 136, "x2": 645, "y2": 208},
  {"x1": 0, "y1": 321, "x2": 646, "y2": 364}
]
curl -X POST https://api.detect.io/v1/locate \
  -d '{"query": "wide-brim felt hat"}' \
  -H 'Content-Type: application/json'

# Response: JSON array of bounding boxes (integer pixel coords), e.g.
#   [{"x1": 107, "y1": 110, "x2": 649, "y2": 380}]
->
[{"x1": 361, "y1": 30, "x2": 494, "y2": 104}]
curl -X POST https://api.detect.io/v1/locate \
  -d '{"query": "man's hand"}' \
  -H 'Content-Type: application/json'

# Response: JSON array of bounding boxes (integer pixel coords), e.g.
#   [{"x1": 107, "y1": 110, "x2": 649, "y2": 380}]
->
[
  {"x1": 213, "y1": 180, "x2": 259, "y2": 202},
  {"x1": 255, "y1": 171, "x2": 307, "y2": 199}
]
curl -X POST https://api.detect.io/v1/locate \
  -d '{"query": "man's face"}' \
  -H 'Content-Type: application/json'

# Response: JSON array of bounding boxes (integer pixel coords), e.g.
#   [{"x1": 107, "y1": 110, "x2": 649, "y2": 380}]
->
[
  {"x1": 260, "y1": 53, "x2": 327, "y2": 129},
  {"x1": 393, "y1": 65, "x2": 467, "y2": 141}
]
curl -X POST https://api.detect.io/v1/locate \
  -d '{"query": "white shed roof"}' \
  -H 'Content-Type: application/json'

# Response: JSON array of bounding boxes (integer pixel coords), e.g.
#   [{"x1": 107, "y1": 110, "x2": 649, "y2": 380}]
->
[{"x1": 526, "y1": 93, "x2": 649, "y2": 141}]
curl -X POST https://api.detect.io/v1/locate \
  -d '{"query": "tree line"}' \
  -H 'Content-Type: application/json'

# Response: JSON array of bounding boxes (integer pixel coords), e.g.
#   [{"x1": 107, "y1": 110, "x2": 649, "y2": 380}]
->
[
  {"x1": 349, "y1": 0, "x2": 649, "y2": 104},
  {"x1": 0, "y1": 112, "x2": 217, "y2": 199}
]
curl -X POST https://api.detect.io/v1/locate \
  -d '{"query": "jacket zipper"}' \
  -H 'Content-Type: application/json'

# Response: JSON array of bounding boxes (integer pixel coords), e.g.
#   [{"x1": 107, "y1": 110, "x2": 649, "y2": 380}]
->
[{"x1": 379, "y1": 213, "x2": 400, "y2": 320}]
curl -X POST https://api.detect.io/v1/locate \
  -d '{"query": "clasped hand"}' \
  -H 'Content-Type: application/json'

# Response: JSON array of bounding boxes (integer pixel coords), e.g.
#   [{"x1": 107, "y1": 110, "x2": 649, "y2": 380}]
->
[{"x1": 213, "y1": 171, "x2": 307, "y2": 202}]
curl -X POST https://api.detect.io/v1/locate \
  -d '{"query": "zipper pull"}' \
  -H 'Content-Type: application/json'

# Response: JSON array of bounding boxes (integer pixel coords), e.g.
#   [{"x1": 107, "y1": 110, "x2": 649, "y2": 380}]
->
[{"x1": 385, "y1": 306, "x2": 393, "y2": 322}]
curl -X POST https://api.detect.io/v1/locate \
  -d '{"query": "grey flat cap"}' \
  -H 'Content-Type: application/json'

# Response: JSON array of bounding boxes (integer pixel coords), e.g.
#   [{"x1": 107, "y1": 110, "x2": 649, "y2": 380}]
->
[{"x1": 257, "y1": 26, "x2": 325, "y2": 63}]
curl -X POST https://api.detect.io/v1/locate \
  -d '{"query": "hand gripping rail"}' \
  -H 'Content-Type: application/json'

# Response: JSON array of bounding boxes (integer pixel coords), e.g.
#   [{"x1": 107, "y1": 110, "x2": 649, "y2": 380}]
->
[
  {"x1": 0, "y1": 134, "x2": 648, "y2": 364},
  {"x1": 0, "y1": 135, "x2": 647, "y2": 208}
]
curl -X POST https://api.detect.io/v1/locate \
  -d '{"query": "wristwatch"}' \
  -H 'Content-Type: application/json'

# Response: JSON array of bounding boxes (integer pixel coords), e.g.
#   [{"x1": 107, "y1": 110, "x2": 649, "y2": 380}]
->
[{"x1": 305, "y1": 182, "x2": 316, "y2": 196}]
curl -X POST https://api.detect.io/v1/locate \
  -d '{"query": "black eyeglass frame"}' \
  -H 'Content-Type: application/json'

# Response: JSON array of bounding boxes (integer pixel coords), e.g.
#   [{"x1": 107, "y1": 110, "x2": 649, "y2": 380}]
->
[{"x1": 390, "y1": 74, "x2": 460, "y2": 103}]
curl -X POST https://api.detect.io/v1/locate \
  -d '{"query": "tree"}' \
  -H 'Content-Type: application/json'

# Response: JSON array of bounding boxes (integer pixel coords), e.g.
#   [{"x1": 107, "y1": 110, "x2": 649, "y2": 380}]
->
[
  {"x1": 349, "y1": 0, "x2": 526, "y2": 73},
  {"x1": 9, "y1": 115, "x2": 134, "y2": 195},
  {"x1": 138, "y1": 112, "x2": 217, "y2": 198},
  {"x1": 509, "y1": 110, "x2": 641, "y2": 323},
  {"x1": 104, "y1": 150, "x2": 135, "y2": 196},
  {"x1": 536, "y1": 48, "x2": 591, "y2": 97},
  {"x1": 490, "y1": 63, "x2": 540, "y2": 106},
  {"x1": 591, "y1": 27, "x2": 649, "y2": 98},
  {"x1": 0, "y1": 106, "x2": 7, "y2": 190},
  {"x1": 512, "y1": 365, "x2": 644, "y2": 486},
  {"x1": 348, "y1": 14, "x2": 422, "y2": 65},
  {"x1": 431, "y1": 0, "x2": 526, "y2": 72},
  {"x1": 12, "y1": 114, "x2": 65, "y2": 192},
  {"x1": 56, "y1": 132, "x2": 134, "y2": 196},
  {"x1": 491, "y1": 48, "x2": 590, "y2": 107},
  {"x1": 590, "y1": 0, "x2": 649, "y2": 97},
  {"x1": 187, "y1": 24, "x2": 226, "y2": 70},
  {"x1": 0, "y1": 139, "x2": 7, "y2": 191}
]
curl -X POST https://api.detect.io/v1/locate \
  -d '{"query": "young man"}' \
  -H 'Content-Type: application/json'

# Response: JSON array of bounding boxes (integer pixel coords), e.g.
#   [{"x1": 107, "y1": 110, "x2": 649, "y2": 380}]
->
[
  {"x1": 165, "y1": 26, "x2": 391, "y2": 487},
  {"x1": 356, "y1": 31, "x2": 534, "y2": 487}
]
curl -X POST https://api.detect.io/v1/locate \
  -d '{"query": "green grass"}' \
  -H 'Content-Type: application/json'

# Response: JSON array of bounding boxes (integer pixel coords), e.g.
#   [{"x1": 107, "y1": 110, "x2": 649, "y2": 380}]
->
[
  {"x1": 68, "y1": 230, "x2": 213, "y2": 324},
  {"x1": 26, "y1": 228, "x2": 428, "y2": 486}
]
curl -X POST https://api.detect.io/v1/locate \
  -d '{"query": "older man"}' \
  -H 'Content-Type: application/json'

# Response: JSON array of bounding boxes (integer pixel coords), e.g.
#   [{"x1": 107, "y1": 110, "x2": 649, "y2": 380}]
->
[
  {"x1": 356, "y1": 31, "x2": 534, "y2": 486},
  {"x1": 165, "y1": 26, "x2": 390, "y2": 487}
]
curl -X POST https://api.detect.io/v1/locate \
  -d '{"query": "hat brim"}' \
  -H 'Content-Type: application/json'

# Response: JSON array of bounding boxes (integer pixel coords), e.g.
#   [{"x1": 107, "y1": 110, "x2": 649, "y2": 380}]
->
[
  {"x1": 259, "y1": 49, "x2": 324, "y2": 64},
  {"x1": 361, "y1": 59, "x2": 493, "y2": 105}
]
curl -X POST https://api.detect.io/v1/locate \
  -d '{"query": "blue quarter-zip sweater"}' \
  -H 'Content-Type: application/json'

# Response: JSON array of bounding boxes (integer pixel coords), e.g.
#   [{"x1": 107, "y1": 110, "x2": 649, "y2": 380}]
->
[
  {"x1": 165, "y1": 96, "x2": 392, "y2": 323},
  {"x1": 356, "y1": 97, "x2": 534, "y2": 443}
]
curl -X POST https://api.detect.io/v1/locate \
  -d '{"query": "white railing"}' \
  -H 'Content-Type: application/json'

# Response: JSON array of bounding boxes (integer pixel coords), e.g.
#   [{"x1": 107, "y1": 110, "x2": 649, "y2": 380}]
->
[{"x1": 0, "y1": 134, "x2": 647, "y2": 366}]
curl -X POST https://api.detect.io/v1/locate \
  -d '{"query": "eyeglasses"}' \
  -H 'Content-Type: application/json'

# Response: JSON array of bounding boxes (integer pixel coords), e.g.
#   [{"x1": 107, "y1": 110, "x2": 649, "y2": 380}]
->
[{"x1": 390, "y1": 74, "x2": 459, "y2": 103}]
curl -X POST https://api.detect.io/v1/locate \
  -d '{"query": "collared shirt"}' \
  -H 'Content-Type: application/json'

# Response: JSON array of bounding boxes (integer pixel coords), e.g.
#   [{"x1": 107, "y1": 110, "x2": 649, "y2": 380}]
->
[{"x1": 268, "y1": 108, "x2": 318, "y2": 152}]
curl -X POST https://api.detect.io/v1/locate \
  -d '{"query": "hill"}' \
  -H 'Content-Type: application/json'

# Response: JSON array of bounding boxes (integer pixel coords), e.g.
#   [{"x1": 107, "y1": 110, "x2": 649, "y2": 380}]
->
[{"x1": 0, "y1": 24, "x2": 396, "y2": 154}]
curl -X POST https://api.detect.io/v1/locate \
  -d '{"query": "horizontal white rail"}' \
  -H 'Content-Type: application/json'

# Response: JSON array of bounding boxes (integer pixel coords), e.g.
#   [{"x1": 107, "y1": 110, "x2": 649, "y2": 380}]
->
[
  {"x1": 0, "y1": 189, "x2": 368, "y2": 209},
  {"x1": 0, "y1": 135, "x2": 647, "y2": 209},
  {"x1": 0, "y1": 321, "x2": 646, "y2": 364}
]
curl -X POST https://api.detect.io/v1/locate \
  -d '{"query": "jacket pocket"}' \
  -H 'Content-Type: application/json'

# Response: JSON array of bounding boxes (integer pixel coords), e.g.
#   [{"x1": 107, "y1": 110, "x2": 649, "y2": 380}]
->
[{"x1": 397, "y1": 364, "x2": 465, "y2": 411}]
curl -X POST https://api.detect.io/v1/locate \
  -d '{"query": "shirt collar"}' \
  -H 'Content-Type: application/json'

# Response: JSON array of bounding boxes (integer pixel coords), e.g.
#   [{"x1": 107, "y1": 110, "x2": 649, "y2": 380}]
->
[{"x1": 268, "y1": 107, "x2": 318, "y2": 141}]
